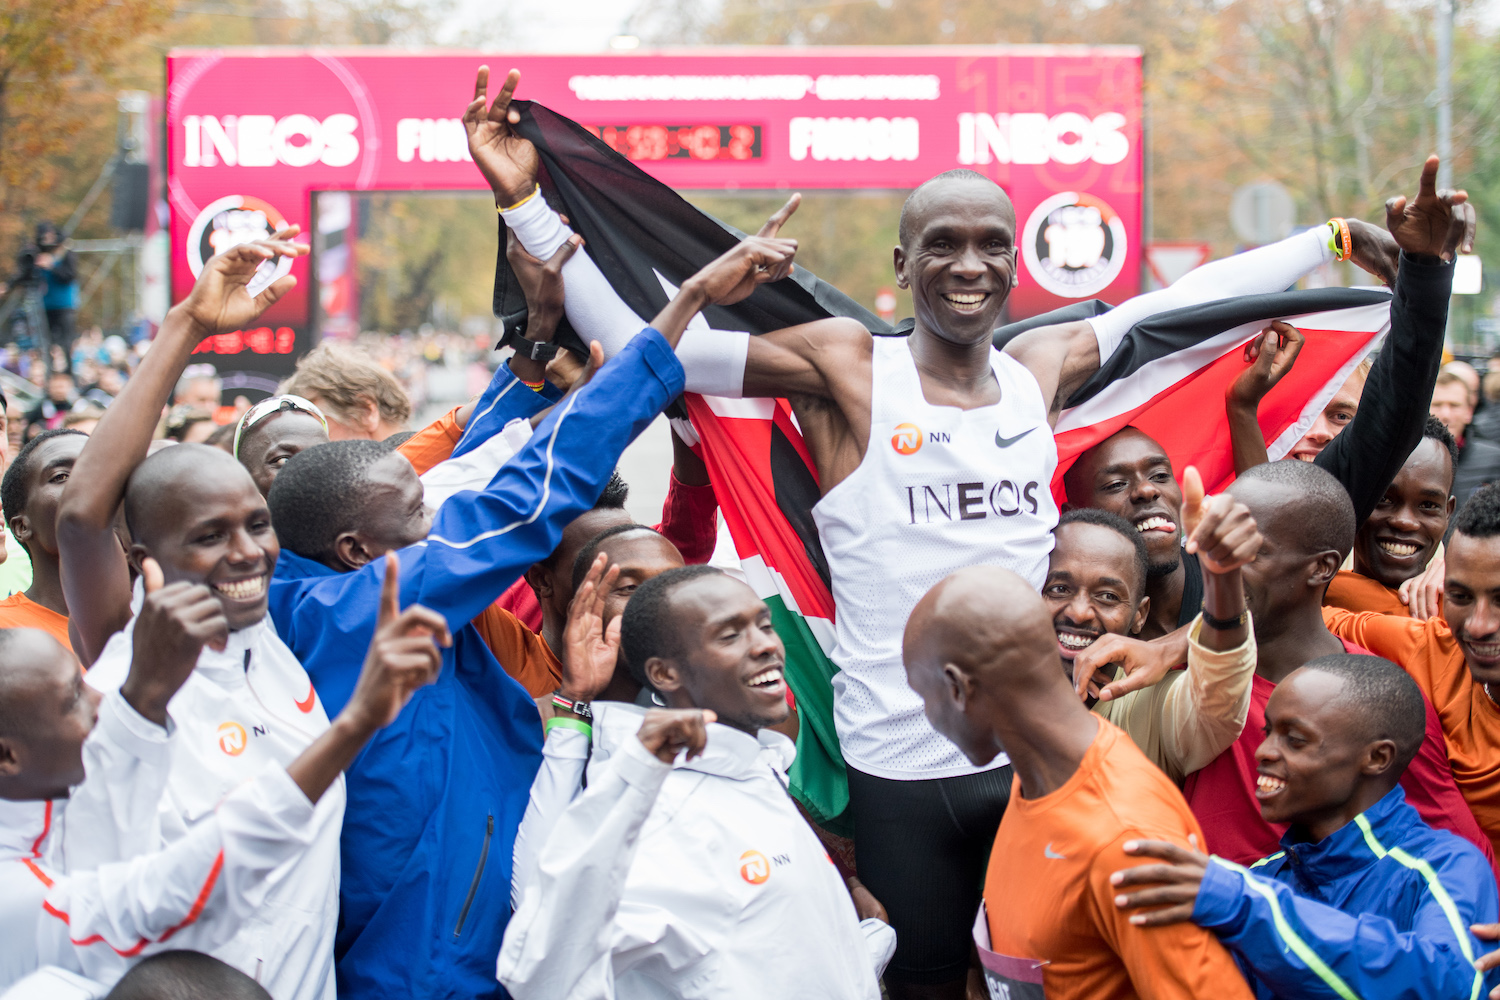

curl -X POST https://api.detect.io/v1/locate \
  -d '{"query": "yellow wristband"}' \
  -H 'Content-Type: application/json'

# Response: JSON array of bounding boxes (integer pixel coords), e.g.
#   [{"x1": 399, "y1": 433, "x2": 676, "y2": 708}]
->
[{"x1": 498, "y1": 185, "x2": 540, "y2": 214}]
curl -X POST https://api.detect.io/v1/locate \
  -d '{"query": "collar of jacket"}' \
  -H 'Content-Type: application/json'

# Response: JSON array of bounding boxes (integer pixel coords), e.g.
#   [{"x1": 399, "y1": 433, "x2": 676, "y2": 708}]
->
[
  {"x1": 591, "y1": 701, "x2": 797, "y2": 781},
  {"x1": 1278, "y1": 785, "x2": 1420, "y2": 884},
  {"x1": 272, "y1": 547, "x2": 340, "y2": 580}
]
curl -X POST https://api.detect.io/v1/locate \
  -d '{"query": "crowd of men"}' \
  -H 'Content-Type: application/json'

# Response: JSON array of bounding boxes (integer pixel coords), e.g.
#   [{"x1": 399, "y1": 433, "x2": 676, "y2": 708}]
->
[{"x1": 0, "y1": 63, "x2": 1498, "y2": 1000}]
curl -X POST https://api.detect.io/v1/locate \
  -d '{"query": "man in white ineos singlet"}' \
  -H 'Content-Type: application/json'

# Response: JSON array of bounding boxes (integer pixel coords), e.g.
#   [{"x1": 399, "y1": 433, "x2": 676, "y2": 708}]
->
[{"x1": 465, "y1": 65, "x2": 1390, "y2": 999}]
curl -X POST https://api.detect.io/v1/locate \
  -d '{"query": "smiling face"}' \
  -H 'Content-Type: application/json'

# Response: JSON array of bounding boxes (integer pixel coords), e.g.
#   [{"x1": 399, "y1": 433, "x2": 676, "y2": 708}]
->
[
  {"x1": 1254, "y1": 669, "x2": 1388, "y2": 837},
  {"x1": 130, "y1": 451, "x2": 280, "y2": 631},
  {"x1": 1353, "y1": 437, "x2": 1455, "y2": 589},
  {"x1": 11, "y1": 433, "x2": 86, "y2": 558},
  {"x1": 0, "y1": 630, "x2": 98, "y2": 802},
  {"x1": 1288, "y1": 368, "x2": 1363, "y2": 462},
  {"x1": 1065, "y1": 429, "x2": 1183, "y2": 575},
  {"x1": 895, "y1": 178, "x2": 1017, "y2": 346},
  {"x1": 237, "y1": 410, "x2": 329, "y2": 498},
  {"x1": 648, "y1": 574, "x2": 790, "y2": 735},
  {"x1": 1441, "y1": 531, "x2": 1500, "y2": 686},
  {"x1": 1043, "y1": 521, "x2": 1148, "y2": 679}
]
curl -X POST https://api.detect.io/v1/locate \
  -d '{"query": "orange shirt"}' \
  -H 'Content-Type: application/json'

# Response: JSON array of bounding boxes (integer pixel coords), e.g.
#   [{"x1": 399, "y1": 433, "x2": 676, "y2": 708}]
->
[
  {"x1": 397, "y1": 405, "x2": 464, "y2": 477},
  {"x1": 0, "y1": 592, "x2": 71, "y2": 651},
  {"x1": 471, "y1": 604, "x2": 563, "y2": 698},
  {"x1": 1324, "y1": 570, "x2": 1410, "y2": 617},
  {"x1": 1323, "y1": 606, "x2": 1500, "y2": 857},
  {"x1": 982, "y1": 720, "x2": 1254, "y2": 1000}
]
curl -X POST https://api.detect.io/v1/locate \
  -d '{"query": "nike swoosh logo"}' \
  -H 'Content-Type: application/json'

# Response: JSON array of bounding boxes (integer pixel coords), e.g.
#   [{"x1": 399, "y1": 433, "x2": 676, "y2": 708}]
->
[
  {"x1": 295, "y1": 684, "x2": 316, "y2": 714},
  {"x1": 995, "y1": 428, "x2": 1035, "y2": 448},
  {"x1": 1044, "y1": 842, "x2": 1067, "y2": 860}
]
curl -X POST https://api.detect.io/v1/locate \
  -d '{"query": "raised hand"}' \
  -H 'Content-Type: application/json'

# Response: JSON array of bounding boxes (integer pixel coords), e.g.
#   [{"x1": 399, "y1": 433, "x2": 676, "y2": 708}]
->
[
  {"x1": 121, "y1": 557, "x2": 229, "y2": 726},
  {"x1": 465, "y1": 66, "x2": 540, "y2": 207},
  {"x1": 1181, "y1": 466, "x2": 1262, "y2": 576},
  {"x1": 507, "y1": 228, "x2": 581, "y2": 342},
  {"x1": 558, "y1": 553, "x2": 623, "y2": 704},
  {"x1": 1110, "y1": 837, "x2": 1209, "y2": 927},
  {"x1": 637, "y1": 707, "x2": 716, "y2": 764},
  {"x1": 1385, "y1": 155, "x2": 1477, "y2": 261},
  {"x1": 756, "y1": 193, "x2": 802, "y2": 238},
  {"x1": 341, "y1": 552, "x2": 450, "y2": 733},
  {"x1": 177, "y1": 227, "x2": 307, "y2": 341},
  {"x1": 1227, "y1": 322, "x2": 1304, "y2": 408},
  {"x1": 687, "y1": 236, "x2": 798, "y2": 307}
]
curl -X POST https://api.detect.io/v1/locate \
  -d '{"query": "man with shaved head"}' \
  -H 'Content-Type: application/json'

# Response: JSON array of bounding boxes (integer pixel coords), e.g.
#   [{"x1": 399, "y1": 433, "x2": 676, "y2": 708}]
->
[
  {"x1": 902, "y1": 566, "x2": 1254, "y2": 1000},
  {"x1": 471, "y1": 66, "x2": 1400, "y2": 993}
]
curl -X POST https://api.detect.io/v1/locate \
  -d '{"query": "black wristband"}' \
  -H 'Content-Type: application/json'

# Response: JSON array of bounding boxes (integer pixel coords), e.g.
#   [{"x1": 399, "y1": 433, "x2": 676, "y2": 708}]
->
[
  {"x1": 502, "y1": 322, "x2": 560, "y2": 362},
  {"x1": 1201, "y1": 607, "x2": 1249, "y2": 630}
]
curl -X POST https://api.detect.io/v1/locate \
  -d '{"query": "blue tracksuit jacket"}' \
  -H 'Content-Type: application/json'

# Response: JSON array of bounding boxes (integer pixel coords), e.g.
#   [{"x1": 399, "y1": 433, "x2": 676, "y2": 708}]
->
[
  {"x1": 268, "y1": 329, "x2": 685, "y2": 999},
  {"x1": 1195, "y1": 785, "x2": 1500, "y2": 1000}
]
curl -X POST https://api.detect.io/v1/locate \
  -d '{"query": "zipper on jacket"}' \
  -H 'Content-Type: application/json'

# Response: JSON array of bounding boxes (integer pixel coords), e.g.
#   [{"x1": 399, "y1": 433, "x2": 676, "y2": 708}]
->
[{"x1": 454, "y1": 814, "x2": 493, "y2": 937}]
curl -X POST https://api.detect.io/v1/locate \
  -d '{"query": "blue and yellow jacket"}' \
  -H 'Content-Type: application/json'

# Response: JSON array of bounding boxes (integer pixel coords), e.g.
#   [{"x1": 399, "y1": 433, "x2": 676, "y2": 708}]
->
[
  {"x1": 268, "y1": 329, "x2": 685, "y2": 999},
  {"x1": 1196, "y1": 785, "x2": 1499, "y2": 1000}
]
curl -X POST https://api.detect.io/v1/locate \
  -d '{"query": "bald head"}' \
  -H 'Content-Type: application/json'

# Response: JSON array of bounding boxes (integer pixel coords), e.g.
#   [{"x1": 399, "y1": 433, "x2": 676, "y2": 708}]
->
[
  {"x1": 898, "y1": 169, "x2": 1015, "y2": 249},
  {"x1": 0, "y1": 628, "x2": 96, "y2": 801},
  {"x1": 106, "y1": 949, "x2": 272, "y2": 1000},
  {"x1": 904, "y1": 566, "x2": 1078, "y2": 767},
  {"x1": 125, "y1": 444, "x2": 257, "y2": 546}
]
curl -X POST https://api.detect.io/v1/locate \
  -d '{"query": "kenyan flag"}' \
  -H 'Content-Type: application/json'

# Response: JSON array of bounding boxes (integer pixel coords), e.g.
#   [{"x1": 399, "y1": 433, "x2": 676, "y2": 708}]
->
[{"x1": 498, "y1": 100, "x2": 1393, "y2": 831}]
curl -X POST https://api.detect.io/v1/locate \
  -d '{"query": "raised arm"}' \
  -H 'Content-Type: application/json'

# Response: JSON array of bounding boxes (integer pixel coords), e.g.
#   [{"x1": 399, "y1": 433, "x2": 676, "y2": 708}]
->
[
  {"x1": 1005, "y1": 220, "x2": 1396, "y2": 418},
  {"x1": 57, "y1": 232, "x2": 307, "y2": 665},
  {"x1": 1225, "y1": 322, "x2": 1305, "y2": 475},
  {"x1": 1154, "y1": 468, "x2": 1260, "y2": 779},
  {"x1": 1316, "y1": 156, "x2": 1476, "y2": 525}
]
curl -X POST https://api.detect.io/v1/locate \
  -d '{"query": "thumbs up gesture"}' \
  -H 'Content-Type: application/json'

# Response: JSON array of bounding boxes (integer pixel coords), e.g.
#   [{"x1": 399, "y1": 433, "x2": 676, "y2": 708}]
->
[
  {"x1": 1180, "y1": 466, "x2": 1263, "y2": 577},
  {"x1": 121, "y1": 557, "x2": 231, "y2": 726},
  {"x1": 340, "y1": 552, "x2": 451, "y2": 735}
]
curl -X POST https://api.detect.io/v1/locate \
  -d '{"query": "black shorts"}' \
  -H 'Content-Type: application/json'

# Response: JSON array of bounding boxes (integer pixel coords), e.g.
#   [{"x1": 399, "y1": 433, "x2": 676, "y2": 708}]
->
[{"x1": 846, "y1": 763, "x2": 1013, "y2": 985}]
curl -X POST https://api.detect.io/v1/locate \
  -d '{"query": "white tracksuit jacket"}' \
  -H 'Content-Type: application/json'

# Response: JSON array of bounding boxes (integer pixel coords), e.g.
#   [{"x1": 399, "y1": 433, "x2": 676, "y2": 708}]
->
[
  {"x1": 498, "y1": 702, "x2": 894, "y2": 1000},
  {"x1": 0, "y1": 690, "x2": 320, "y2": 994},
  {"x1": 78, "y1": 612, "x2": 342, "y2": 1000}
]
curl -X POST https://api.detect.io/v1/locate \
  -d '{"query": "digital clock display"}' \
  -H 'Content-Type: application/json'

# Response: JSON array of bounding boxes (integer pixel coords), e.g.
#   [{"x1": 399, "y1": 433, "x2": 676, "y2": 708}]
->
[{"x1": 590, "y1": 124, "x2": 762, "y2": 162}]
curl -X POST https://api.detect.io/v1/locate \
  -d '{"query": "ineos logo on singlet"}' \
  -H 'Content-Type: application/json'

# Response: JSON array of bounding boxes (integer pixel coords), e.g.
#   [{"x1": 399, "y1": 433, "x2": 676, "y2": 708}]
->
[
  {"x1": 738, "y1": 849, "x2": 771, "y2": 885},
  {"x1": 891, "y1": 423, "x2": 923, "y2": 455},
  {"x1": 905, "y1": 480, "x2": 1042, "y2": 524},
  {"x1": 217, "y1": 721, "x2": 248, "y2": 757}
]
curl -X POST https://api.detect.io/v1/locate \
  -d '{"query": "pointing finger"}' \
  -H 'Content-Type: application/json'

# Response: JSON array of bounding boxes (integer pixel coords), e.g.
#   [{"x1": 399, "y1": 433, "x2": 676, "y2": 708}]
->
[{"x1": 378, "y1": 551, "x2": 400, "y2": 630}]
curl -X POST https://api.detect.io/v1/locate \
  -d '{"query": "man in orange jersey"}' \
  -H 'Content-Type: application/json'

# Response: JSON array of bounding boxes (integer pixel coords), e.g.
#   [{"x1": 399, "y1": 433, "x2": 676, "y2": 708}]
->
[
  {"x1": 1325, "y1": 481, "x2": 1500, "y2": 858},
  {"x1": 0, "y1": 429, "x2": 87, "y2": 650},
  {"x1": 903, "y1": 565, "x2": 1254, "y2": 1000}
]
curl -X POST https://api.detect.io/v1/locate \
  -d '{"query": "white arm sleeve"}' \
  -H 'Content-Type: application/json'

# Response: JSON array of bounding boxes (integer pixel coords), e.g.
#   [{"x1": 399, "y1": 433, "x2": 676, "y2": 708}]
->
[
  {"x1": 37, "y1": 765, "x2": 315, "y2": 987},
  {"x1": 1088, "y1": 225, "x2": 1335, "y2": 359},
  {"x1": 54, "y1": 693, "x2": 173, "y2": 872},
  {"x1": 501, "y1": 189, "x2": 750, "y2": 397},
  {"x1": 509, "y1": 726, "x2": 589, "y2": 910},
  {"x1": 497, "y1": 734, "x2": 670, "y2": 1000}
]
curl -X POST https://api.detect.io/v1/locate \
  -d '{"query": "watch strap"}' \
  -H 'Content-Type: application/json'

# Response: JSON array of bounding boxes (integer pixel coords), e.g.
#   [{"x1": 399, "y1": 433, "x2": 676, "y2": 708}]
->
[{"x1": 1200, "y1": 607, "x2": 1249, "y2": 630}]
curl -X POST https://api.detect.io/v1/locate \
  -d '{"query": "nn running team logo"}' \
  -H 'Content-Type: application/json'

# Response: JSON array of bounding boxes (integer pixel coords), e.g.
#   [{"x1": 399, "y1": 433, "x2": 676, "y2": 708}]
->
[
  {"x1": 217, "y1": 721, "x2": 248, "y2": 757},
  {"x1": 891, "y1": 422, "x2": 923, "y2": 455},
  {"x1": 739, "y1": 849, "x2": 771, "y2": 885}
]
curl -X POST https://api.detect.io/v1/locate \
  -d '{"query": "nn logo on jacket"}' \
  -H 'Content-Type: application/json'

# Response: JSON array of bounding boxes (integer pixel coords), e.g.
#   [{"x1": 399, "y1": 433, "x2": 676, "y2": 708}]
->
[
  {"x1": 891, "y1": 423, "x2": 923, "y2": 455},
  {"x1": 217, "y1": 721, "x2": 248, "y2": 757},
  {"x1": 739, "y1": 850, "x2": 771, "y2": 885}
]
